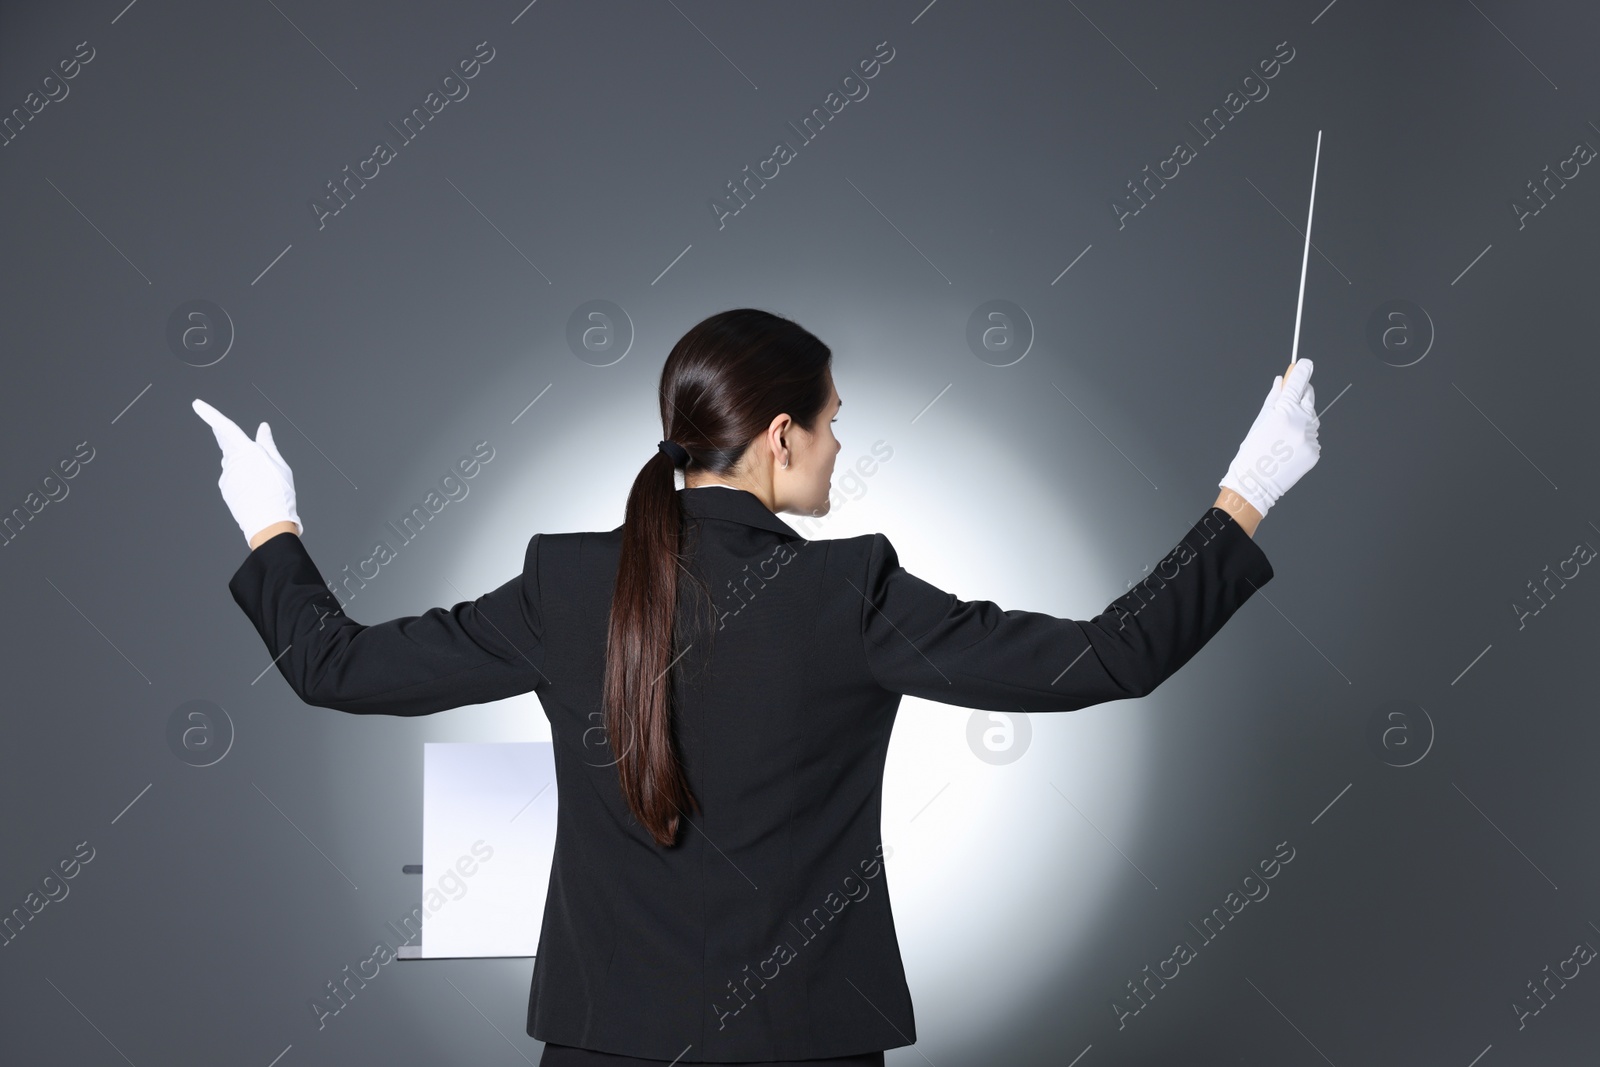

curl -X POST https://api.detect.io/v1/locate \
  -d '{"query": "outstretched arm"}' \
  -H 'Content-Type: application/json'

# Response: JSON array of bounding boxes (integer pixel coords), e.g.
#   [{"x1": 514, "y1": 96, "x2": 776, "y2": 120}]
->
[
  {"x1": 228, "y1": 530, "x2": 547, "y2": 715},
  {"x1": 857, "y1": 504, "x2": 1274, "y2": 713},
  {"x1": 855, "y1": 352, "x2": 1326, "y2": 712},
  {"x1": 195, "y1": 398, "x2": 545, "y2": 715}
]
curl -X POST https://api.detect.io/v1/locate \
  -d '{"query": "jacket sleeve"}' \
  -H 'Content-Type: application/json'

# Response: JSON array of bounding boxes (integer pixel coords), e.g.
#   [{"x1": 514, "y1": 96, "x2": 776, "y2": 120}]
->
[
  {"x1": 858, "y1": 506, "x2": 1273, "y2": 711},
  {"x1": 227, "y1": 530, "x2": 547, "y2": 715}
]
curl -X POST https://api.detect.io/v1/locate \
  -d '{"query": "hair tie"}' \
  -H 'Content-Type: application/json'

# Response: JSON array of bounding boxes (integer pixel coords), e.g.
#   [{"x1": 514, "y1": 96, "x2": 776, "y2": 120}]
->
[{"x1": 657, "y1": 439, "x2": 689, "y2": 468}]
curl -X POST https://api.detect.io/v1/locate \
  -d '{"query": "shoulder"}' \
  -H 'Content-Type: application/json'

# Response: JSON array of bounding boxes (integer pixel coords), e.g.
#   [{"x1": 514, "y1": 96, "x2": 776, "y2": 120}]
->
[
  {"x1": 526, "y1": 527, "x2": 621, "y2": 568},
  {"x1": 815, "y1": 531, "x2": 897, "y2": 579}
]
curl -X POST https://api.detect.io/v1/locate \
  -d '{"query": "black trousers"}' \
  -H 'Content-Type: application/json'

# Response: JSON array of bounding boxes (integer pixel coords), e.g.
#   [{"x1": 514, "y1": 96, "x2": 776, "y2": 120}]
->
[{"x1": 538, "y1": 1042, "x2": 886, "y2": 1066}]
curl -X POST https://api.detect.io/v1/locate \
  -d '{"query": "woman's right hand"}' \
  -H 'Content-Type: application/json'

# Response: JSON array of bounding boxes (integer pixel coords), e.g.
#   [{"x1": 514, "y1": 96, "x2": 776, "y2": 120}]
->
[
  {"x1": 193, "y1": 398, "x2": 304, "y2": 548},
  {"x1": 1216, "y1": 359, "x2": 1320, "y2": 523}
]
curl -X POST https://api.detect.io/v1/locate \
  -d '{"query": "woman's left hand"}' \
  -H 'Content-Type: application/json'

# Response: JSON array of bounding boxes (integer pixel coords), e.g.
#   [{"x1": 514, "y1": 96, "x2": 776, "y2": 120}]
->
[{"x1": 192, "y1": 398, "x2": 303, "y2": 547}]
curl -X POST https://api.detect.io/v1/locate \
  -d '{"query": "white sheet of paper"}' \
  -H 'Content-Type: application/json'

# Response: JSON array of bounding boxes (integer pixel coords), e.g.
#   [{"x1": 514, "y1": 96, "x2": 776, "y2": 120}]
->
[{"x1": 420, "y1": 741, "x2": 557, "y2": 958}]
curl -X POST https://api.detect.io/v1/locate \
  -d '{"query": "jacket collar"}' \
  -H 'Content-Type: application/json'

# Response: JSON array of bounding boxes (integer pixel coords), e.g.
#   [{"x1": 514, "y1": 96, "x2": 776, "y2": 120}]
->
[{"x1": 678, "y1": 485, "x2": 806, "y2": 540}]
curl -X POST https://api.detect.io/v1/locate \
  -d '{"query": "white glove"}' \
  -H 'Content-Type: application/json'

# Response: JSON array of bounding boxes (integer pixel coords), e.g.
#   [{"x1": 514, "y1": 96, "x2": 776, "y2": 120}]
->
[
  {"x1": 192, "y1": 398, "x2": 303, "y2": 546},
  {"x1": 1217, "y1": 359, "x2": 1320, "y2": 521}
]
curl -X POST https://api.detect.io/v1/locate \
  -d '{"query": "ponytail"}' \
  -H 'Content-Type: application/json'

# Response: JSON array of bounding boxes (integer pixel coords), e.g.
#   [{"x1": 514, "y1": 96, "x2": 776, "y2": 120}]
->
[
  {"x1": 603, "y1": 448, "x2": 699, "y2": 847},
  {"x1": 603, "y1": 308, "x2": 832, "y2": 847}
]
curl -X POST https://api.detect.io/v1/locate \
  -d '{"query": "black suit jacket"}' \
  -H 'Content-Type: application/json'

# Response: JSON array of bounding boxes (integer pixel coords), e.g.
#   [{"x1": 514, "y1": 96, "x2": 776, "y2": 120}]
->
[{"x1": 228, "y1": 486, "x2": 1274, "y2": 1062}]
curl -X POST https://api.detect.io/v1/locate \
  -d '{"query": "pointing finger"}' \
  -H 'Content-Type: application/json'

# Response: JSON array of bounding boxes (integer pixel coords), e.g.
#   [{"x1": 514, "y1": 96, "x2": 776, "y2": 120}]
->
[{"x1": 192, "y1": 399, "x2": 252, "y2": 450}]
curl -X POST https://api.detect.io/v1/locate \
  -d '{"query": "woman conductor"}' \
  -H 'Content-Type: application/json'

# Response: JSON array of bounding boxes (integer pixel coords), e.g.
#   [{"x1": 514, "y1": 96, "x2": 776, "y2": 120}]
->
[{"x1": 195, "y1": 308, "x2": 1320, "y2": 1065}]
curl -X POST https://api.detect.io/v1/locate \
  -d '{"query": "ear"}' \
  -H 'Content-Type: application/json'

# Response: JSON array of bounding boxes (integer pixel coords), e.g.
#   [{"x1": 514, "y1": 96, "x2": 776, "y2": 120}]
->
[{"x1": 767, "y1": 412, "x2": 792, "y2": 452}]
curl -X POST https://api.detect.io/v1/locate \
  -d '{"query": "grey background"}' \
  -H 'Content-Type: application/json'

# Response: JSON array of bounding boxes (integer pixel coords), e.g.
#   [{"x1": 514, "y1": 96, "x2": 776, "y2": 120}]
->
[{"x1": 3, "y1": 0, "x2": 1598, "y2": 1064}]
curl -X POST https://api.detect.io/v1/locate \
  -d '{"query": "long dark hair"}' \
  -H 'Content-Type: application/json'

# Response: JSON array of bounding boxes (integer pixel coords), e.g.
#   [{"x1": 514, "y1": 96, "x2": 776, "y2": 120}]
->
[{"x1": 603, "y1": 308, "x2": 832, "y2": 847}]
